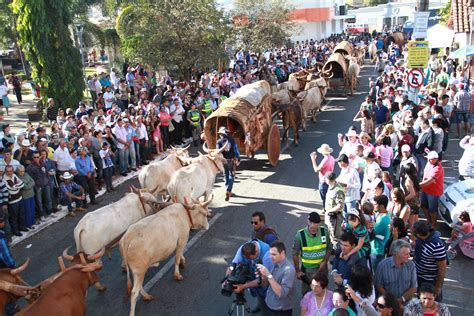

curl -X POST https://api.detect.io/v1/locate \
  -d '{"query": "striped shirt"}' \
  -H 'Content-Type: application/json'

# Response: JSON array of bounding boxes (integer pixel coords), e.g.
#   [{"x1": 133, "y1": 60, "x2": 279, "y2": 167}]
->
[
  {"x1": 3, "y1": 174, "x2": 24, "y2": 204},
  {"x1": 374, "y1": 256, "x2": 417, "y2": 298},
  {"x1": 414, "y1": 231, "x2": 447, "y2": 282},
  {"x1": 0, "y1": 180, "x2": 8, "y2": 206}
]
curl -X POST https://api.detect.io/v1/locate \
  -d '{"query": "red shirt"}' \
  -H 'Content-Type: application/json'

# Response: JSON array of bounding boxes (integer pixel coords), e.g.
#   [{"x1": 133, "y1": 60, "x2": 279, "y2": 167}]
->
[
  {"x1": 422, "y1": 162, "x2": 444, "y2": 196},
  {"x1": 318, "y1": 155, "x2": 335, "y2": 183}
]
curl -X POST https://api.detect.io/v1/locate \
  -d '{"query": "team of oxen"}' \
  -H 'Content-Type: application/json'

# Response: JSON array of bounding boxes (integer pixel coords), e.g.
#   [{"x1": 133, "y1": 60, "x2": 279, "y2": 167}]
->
[
  {"x1": 0, "y1": 145, "x2": 227, "y2": 316},
  {"x1": 271, "y1": 41, "x2": 364, "y2": 148}
]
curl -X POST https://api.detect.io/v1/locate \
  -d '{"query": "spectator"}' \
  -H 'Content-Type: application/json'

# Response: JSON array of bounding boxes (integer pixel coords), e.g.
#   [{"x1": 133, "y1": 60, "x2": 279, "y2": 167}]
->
[
  {"x1": 404, "y1": 283, "x2": 451, "y2": 316},
  {"x1": 74, "y1": 147, "x2": 97, "y2": 206},
  {"x1": 398, "y1": 145, "x2": 418, "y2": 181},
  {"x1": 348, "y1": 265, "x2": 376, "y2": 316},
  {"x1": 3, "y1": 165, "x2": 26, "y2": 237},
  {"x1": 99, "y1": 142, "x2": 114, "y2": 192},
  {"x1": 59, "y1": 172, "x2": 86, "y2": 217},
  {"x1": 310, "y1": 144, "x2": 335, "y2": 212},
  {"x1": 371, "y1": 195, "x2": 391, "y2": 271},
  {"x1": 387, "y1": 188, "x2": 410, "y2": 224},
  {"x1": 53, "y1": 139, "x2": 74, "y2": 174},
  {"x1": 136, "y1": 116, "x2": 150, "y2": 165},
  {"x1": 300, "y1": 272, "x2": 334, "y2": 316},
  {"x1": 353, "y1": 109, "x2": 374, "y2": 137},
  {"x1": 420, "y1": 151, "x2": 444, "y2": 229},
  {"x1": 257, "y1": 241, "x2": 296, "y2": 316},
  {"x1": 152, "y1": 120, "x2": 163, "y2": 155},
  {"x1": 13, "y1": 140, "x2": 34, "y2": 167},
  {"x1": 331, "y1": 232, "x2": 367, "y2": 288},
  {"x1": 46, "y1": 98, "x2": 58, "y2": 124},
  {"x1": 16, "y1": 166, "x2": 35, "y2": 229},
  {"x1": 251, "y1": 211, "x2": 278, "y2": 245},
  {"x1": 414, "y1": 119, "x2": 434, "y2": 177},
  {"x1": 375, "y1": 239, "x2": 417, "y2": 306},
  {"x1": 27, "y1": 151, "x2": 53, "y2": 222},
  {"x1": 452, "y1": 83, "x2": 471, "y2": 138},
  {"x1": 0, "y1": 170, "x2": 10, "y2": 241},
  {"x1": 336, "y1": 154, "x2": 361, "y2": 221},
  {"x1": 458, "y1": 135, "x2": 474, "y2": 180},
  {"x1": 159, "y1": 104, "x2": 172, "y2": 149},
  {"x1": 328, "y1": 288, "x2": 356, "y2": 316},
  {"x1": 112, "y1": 118, "x2": 129, "y2": 176},
  {"x1": 376, "y1": 136, "x2": 393, "y2": 174},
  {"x1": 187, "y1": 103, "x2": 201, "y2": 147},
  {"x1": 39, "y1": 149, "x2": 57, "y2": 212},
  {"x1": 293, "y1": 212, "x2": 331, "y2": 295},
  {"x1": 324, "y1": 172, "x2": 345, "y2": 249},
  {"x1": 346, "y1": 290, "x2": 402, "y2": 316},
  {"x1": 0, "y1": 150, "x2": 21, "y2": 172},
  {"x1": 344, "y1": 208, "x2": 370, "y2": 260},
  {"x1": 412, "y1": 221, "x2": 447, "y2": 301}
]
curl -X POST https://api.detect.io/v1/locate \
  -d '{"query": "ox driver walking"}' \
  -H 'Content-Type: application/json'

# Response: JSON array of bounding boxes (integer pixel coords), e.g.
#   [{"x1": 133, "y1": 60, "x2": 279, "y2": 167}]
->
[{"x1": 217, "y1": 127, "x2": 240, "y2": 201}]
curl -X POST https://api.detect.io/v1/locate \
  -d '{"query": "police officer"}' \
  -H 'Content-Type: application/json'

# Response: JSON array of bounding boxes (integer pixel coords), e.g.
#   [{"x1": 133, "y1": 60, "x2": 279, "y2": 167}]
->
[
  {"x1": 200, "y1": 95, "x2": 213, "y2": 120},
  {"x1": 292, "y1": 212, "x2": 331, "y2": 295},
  {"x1": 217, "y1": 127, "x2": 240, "y2": 201},
  {"x1": 186, "y1": 103, "x2": 201, "y2": 146},
  {"x1": 324, "y1": 172, "x2": 345, "y2": 250}
]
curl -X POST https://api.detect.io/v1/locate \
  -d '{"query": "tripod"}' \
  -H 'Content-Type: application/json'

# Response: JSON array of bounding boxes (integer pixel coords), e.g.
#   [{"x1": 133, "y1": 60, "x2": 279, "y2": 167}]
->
[{"x1": 227, "y1": 292, "x2": 251, "y2": 316}]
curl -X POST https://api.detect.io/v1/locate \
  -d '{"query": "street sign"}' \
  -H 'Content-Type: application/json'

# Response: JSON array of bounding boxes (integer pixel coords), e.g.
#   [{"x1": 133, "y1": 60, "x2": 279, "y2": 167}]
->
[
  {"x1": 407, "y1": 41, "x2": 430, "y2": 68},
  {"x1": 413, "y1": 11, "x2": 430, "y2": 39},
  {"x1": 407, "y1": 68, "x2": 424, "y2": 88}
]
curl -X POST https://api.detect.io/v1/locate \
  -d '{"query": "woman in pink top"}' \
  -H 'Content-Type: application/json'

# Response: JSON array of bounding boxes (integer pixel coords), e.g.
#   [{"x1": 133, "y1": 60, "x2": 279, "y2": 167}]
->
[
  {"x1": 159, "y1": 104, "x2": 171, "y2": 148},
  {"x1": 310, "y1": 144, "x2": 335, "y2": 212},
  {"x1": 376, "y1": 136, "x2": 393, "y2": 173},
  {"x1": 152, "y1": 120, "x2": 163, "y2": 154},
  {"x1": 359, "y1": 132, "x2": 376, "y2": 155}
]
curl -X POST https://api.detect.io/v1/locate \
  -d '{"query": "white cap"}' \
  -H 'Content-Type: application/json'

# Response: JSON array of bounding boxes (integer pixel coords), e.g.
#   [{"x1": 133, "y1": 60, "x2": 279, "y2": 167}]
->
[
  {"x1": 401, "y1": 144, "x2": 411, "y2": 152},
  {"x1": 427, "y1": 151, "x2": 439, "y2": 159}
]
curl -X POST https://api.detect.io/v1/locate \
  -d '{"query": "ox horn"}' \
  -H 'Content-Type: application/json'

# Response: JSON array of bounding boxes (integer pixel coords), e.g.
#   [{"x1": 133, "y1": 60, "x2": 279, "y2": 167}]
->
[
  {"x1": 183, "y1": 197, "x2": 194, "y2": 210},
  {"x1": 57, "y1": 256, "x2": 66, "y2": 272},
  {"x1": 0, "y1": 280, "x2": 34, "y2": 297},
  {"x1": 62, "y1": 247, "x2": 75, "y2": 261},
  {"x1": 202, "y1": 141, "x2": 210, "y2": 153},
  {"x1": 324, "y1": 64, "x2": 333, "y2": 74},
  {"x1": 170, "y1": 145, "x2": 177, "y2": 150},
  {"x1": 216, "y1": 141, "x2": 228, "y2": 154},
  {"x1": 201, "y1": 194, "x2": 214, "y2": 208},
  {"x1": 11, "y1": 258, "x2": 30, "y2": 276},
  {"x1": 181, "y1": 144, "x2": 190, "y2": 151},
  {"x1": 87, "y1": 248, "x2": 105, "y2": 262},
  {"x1": 130, "y1": 185, "x2": 139, "y2": 194}
]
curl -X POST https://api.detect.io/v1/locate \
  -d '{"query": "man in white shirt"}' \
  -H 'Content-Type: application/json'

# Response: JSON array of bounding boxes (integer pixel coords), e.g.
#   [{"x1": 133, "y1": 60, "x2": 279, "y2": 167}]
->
[
  {"x1": 112, "y1": 118, "x2": 129, "y2": 176},
  {"x1": 110, "y1": 68, "x2": 120, "y2": 90},
  {"x1": 136, "y1": 116, "x2": 149, "y2": 165},
  {"x1": 336, "y1": 154, "x2": 361, "y2": 224},
  {"x1": 53, "y1": 139, "x2": 74, "y2": 172},
  {"x1": 103, "y1": 86, "x2": 115, "y2": 110},
  {"x1": 169, "y1": 98, "x2": 185, "y2": 145}
]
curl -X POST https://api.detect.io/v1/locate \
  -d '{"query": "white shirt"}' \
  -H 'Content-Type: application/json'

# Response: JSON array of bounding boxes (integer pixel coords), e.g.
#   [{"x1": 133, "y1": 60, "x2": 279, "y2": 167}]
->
[
  {"x1": 112, "y1": 125, "x2": 127, "y2": 149},
  {"x1": 0, "y1": 84, "x2": 8, "y2": 97},
  {"x1": 53, "y1": 146, "x2": 74, "y2": 171},
  {"x1": 104, "y1": 91, "x2": 115, "y2": 109},
  {"x1": 169, "y1": 104, "x2": 184, "y2": 123},
  {"x1": 338, "y1": 166, "x2": 361, "y2": 202},
  {"x1": 110, "y1": 71, "x2": 120, "y2": 90},
  {"x1": 137, "y1": 123, "x2": 148, "y2": 140},
  {"x1": 459, "y1": 139, "x2": 474, "y2": 177}
]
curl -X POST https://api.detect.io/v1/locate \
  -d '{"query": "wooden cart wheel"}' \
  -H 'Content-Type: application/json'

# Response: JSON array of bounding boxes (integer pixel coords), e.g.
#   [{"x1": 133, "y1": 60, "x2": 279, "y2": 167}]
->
[{"x1": 267, "y1": 124, "x2": 281, "y2": 167}]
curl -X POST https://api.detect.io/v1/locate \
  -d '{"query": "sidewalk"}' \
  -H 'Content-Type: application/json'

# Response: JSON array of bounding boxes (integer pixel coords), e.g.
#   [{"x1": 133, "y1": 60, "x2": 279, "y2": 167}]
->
[{"x1": 2, "y1": 86, "x2": 40, "y2": 133}]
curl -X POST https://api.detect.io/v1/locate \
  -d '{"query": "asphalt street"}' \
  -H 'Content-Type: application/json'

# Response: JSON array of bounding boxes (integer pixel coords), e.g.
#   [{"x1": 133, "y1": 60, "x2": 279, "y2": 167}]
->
[{"x1": 11, "y1": 63, "x2": 474, "y2": 316}]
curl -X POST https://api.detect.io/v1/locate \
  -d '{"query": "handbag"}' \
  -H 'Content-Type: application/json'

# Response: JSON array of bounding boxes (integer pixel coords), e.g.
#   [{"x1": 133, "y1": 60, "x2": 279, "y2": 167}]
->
[{"x1": 168, "y1": 121, "x2": 175, "y2": 132}]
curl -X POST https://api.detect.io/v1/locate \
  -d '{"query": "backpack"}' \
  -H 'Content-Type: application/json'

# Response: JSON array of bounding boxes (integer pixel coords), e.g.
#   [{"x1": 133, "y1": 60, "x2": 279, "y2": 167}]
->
[{"x1": 12, "y1": 77, "x2": 21, "y2": 88}]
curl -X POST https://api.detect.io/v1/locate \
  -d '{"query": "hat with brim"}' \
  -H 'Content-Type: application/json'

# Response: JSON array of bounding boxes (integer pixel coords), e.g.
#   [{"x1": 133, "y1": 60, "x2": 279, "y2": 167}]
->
[
  {"x1": 60, "y1": 172, "x2": 74, "y2": 180},
  {"x1": 21, "y1": 140, "x2": 31, "y2": 147},
  {"x1": 359, "y1": 132, "x2": 371, "y2": 140},
  {"x1": 347, "y1": 208, "x2": 360, "y2": 219},
  {"x1": 346, "y1": 129, "x2": 358, "y2": 137},
  {"x1": 317, "y1": 144, "x2": 333, "y2": 155},
  {"x1": 218, "y1": 126, "x2": 229, "y2": 135},
  {"x1": 427, "y1": 151, "x2": 439, "y2": 159}
]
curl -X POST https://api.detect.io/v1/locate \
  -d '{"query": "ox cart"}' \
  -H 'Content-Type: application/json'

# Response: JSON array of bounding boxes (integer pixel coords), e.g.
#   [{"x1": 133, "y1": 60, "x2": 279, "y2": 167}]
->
[
  {"x1": 322, "y1": 53, "x2": 349, "y2": 97},
  {"x1": 204, "y1": 80, "x2": 281, "y2": 166},
  {"x1": 334, "y1": 41, "x2": 354, "y2": 56}
]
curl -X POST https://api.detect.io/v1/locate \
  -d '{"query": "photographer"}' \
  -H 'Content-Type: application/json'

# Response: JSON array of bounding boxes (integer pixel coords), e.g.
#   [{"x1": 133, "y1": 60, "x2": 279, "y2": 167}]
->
[
  {"x1": 256, "y1": 241, "x2": 296, "y2": 316},
  {"x1": 226, "y1": 240, "x2": 272, "y2": 313}
]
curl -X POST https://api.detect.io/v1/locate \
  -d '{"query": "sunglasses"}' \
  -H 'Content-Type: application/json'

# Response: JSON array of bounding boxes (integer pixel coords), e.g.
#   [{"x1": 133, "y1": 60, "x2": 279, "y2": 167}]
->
[
  {"x1": 376, "y1": 303, "x2": 386, "y2": 309},
  {"x1": 32, "y1": 156, "x2": 40, "y2": 159},
  {"x1": 250, "y1": 221, "x2": 259, "y2": 225}
]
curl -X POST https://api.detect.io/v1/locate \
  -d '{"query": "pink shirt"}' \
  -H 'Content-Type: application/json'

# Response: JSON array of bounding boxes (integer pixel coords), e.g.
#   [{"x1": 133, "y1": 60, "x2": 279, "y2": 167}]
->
[
  {"x1": 376, "y1": 145, "x2": 393, "y2": 168},
  {"x1": 318, "y1": 155, "x2": 335, "y2": 182}
]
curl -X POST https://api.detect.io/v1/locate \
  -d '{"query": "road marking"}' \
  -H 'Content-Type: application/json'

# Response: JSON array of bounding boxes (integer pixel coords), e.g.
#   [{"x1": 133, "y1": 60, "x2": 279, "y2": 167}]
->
[{"x1": 141, "y1": 212, "x2": 223, "y2": 298}]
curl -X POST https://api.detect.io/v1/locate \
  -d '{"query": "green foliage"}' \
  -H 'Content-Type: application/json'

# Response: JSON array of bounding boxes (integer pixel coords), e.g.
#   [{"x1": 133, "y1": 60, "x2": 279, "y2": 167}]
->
[
  {"x1": 116, "y1": 0, "x2": 230, "y2": 79},
  {"x1": 439, "y1": 0, "x2": 451, "y2": 26},
  {"x1": 229, "y1": 0, "x2": 296, "y2": 53},
  {"x1": 0, "y1": 1, "x2": 15, "y2": 49},
  {"x1": 364, "y1": 0, "x2": 388, "y2": 6},
  {"x1": 12, "y1": 0, "x2": 85, "y2": 108}
]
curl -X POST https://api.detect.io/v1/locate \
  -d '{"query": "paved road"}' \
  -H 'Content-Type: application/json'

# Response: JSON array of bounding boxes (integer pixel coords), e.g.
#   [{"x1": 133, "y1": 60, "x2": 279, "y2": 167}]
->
[{"x1": 11, "y1": 63, "x2": 474, "y2": 316}]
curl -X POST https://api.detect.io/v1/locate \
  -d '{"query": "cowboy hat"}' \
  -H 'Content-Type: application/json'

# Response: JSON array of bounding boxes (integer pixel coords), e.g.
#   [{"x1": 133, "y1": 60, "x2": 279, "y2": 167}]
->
[
  {"x1": 218, "y1": 126, "x2": 229, "y2": 135},
  {"x1": 21, "y1": 139, "x2": 31, "y2": 147},
  {"x1": 317, "y1": 144, "x2": 333, "y2": 155},
  {"x1": 60, "y1": 172, "x2": 74, "y2": 180},
  {"x1": 359, "y1": 132, "x2": 371, "y2": 140}
]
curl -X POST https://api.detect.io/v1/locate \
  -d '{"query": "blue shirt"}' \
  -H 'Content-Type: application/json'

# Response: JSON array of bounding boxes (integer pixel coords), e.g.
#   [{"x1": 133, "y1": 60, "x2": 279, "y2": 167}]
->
[
  {"x1": 75, "y1": 156, "x2": 94, "y2": 176},
  {"x1": 374, "y1": 105, "x2": 389, "y2": 125},
  {"x1": 0, "y1": 230, "x2": 15, "y2": 268},
  {"x1": 59, "y1": 181, "x2": 82, "y2": 199}
]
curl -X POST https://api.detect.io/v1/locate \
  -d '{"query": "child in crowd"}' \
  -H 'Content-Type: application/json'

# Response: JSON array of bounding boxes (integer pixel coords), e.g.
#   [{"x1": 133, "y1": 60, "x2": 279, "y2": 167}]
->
[
  {"x1": 341, "y1": 208, "x2": 370, "y2": 260},
  {"x1": 382, "y1": 171, "x2": 393, "y2": 191},
  {"x1": 447, "y1": 211, "x2": 472, "y2": 244}
]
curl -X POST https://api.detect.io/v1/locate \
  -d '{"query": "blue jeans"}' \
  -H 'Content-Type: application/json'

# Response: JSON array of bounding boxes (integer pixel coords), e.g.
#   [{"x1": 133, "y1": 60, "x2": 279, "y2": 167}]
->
[
  {"x1": 34, "y1": 186, "x2": 52, "y2": 217},
  {"x1": 129, "y1": 141, "x2": 137, "y2": 169},
  {"x1": 118, "y1": 148, "x2": 128, "y2": 173},
  {"x1": 415, "y1": 153, "x2": 427, "y2": 178},
  {"x1": 60, "y1": 190, "x2": 84, "y2": 212},
  {"x1": 224, "y1": 159, "x2": 234, "y2": 193},
  {"x1": 318, "y1": 182, "x2": 329, "y2": 211}
]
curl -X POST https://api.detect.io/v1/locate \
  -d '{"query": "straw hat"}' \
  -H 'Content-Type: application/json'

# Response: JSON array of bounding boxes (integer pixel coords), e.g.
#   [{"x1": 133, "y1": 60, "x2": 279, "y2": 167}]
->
[
  {"x1": 21, "y1": 139, "x2": 31, "y2": 147},
  {"x1": 317, "y1": 144, "x2": 333, "y2": 155},
  {"x1": 60, "y1": 172, "x2": 74, "y2": 180}
]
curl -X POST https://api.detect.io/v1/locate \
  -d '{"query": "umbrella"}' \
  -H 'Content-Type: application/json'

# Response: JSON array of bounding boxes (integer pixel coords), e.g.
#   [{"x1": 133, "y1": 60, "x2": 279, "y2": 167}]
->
[{"x1": 451, "y1": 46, "x2": 474, "y2": 59}]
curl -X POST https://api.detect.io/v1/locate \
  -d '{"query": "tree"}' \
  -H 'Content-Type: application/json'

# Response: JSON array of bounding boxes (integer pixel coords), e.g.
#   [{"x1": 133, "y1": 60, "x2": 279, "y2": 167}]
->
[
  {"x1": 116, "y1": 0, "x2": 230, "y2": 80},
  {"x1": 229, "y1": 0, "x2": 296, "y2": 53},
  {"x1": 439, "y1": 0, "x2": 451, "y2": 26},
  {"x1": 12, "y1": 0, "x2": 85, "y2": 108}
]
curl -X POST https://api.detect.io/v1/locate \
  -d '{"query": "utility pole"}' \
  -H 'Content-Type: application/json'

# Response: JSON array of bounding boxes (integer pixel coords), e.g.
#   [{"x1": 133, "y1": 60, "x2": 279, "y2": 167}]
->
[{"x1": 417, "y1": 0, "x2": 429, "y2": 12}]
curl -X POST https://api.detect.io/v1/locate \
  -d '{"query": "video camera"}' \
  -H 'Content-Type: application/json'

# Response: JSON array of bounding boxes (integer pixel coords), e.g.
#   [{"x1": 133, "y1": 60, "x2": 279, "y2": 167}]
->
[{"x1": 221, "y1": 263, "x2": 257, "y2": 297}]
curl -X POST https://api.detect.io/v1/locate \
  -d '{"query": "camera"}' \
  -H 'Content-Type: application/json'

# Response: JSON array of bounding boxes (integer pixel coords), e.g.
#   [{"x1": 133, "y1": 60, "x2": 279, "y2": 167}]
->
[{"x1": 221, "y1": 263, "x2": 253, "y2": 297}]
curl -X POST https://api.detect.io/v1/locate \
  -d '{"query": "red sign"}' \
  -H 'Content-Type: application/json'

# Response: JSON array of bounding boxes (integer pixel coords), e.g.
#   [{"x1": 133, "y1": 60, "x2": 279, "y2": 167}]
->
[{"x1": 407, "y1": 69, "x2": 424, "y2": 88}]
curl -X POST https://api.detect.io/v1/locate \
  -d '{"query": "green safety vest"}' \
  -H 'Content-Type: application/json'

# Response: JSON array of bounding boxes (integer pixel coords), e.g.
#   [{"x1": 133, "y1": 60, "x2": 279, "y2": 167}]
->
[
  {"x1": 299, "y1": 227, "x2": 327, "y2": 269},
  {"x1": 189, "y1": 110, "x2": 200, "y2": 126},
  {"x1": 202, "y1": 100, "x2": 213, "y2": 116},
  {"x1": 219, "y1": 95, "x2": 227, "y2": 104}
]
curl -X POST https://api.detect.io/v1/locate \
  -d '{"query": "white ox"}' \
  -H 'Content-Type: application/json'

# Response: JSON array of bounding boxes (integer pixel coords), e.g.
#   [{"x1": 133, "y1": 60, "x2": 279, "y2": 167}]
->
[
  {"x1": 297, "y1": 87, "x2": 324, "y2": 131},
  {"x1": 347, "y1": 57, "x2": 361, "y2": 96},
  {"x1": 277, "y1": 78, "x2": 300, "y2": 91},
  {"x1": 138, "y1": 146, "x2": 190, "y2": 197},
  {"x1": 74, "y1": 189, "x2": 161, "y2": 256},
  {"x1": 167, "y1": 146, "x2": 226, "y2": 204},
  {"x1": 120, "y1": 200, "x2": 211, "y2": 316},
  {"x1": 368, "y1": 42, "x2": 377, "y2": 63}
]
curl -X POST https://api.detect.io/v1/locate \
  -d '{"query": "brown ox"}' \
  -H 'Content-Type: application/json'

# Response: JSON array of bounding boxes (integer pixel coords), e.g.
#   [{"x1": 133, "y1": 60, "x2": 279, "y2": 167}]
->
[
  {"x1": 274, "y1": 100, "x2": 302, "y2": 148},
  {"x1": 16, "y1": 261, "x2": 103, "y2": 316},
  {"x1": 0, "y1": 260, "x2": 39, "y2": 316},
  {"x1": 61, "y1": 248, "x2": 106, "y2": 291}
]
